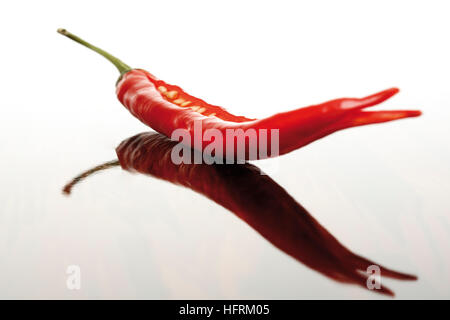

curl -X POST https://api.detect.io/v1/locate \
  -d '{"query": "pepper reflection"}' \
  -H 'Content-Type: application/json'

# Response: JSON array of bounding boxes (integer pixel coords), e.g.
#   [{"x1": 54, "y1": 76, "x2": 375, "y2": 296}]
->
[{"x1": 63, "y1": 132, "x2": 417, "y2": 296}]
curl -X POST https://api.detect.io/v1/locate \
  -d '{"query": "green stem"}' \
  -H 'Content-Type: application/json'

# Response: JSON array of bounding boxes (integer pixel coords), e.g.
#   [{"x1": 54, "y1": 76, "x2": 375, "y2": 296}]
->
[{"x1": 57, "y1": 28, "x2": 132, "y2": 76}]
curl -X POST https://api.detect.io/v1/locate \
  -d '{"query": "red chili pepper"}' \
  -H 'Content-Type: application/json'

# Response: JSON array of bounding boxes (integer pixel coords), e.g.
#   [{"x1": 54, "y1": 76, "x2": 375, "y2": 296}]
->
[
  {"x1": 58, "y1": 29, "x2": 421, "y2": 160},
  {"x1": 62, "y1": 132, "x2": 417, "y2": 296}
]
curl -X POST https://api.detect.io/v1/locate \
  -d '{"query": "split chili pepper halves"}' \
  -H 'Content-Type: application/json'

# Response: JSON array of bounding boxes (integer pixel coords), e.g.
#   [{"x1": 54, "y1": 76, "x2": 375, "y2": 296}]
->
[
  {"x1": 63, "y1": 132, "x2": 417, "y2": 296},
  {"x1": 57, "y1": 29, "x2": 421, "y2": 160}
]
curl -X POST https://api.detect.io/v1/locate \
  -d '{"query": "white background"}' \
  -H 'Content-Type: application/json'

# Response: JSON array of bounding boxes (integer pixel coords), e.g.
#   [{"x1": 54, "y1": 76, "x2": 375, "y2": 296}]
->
[{"x1": 1, "y1": 0, "x2": 449, "y2": 299}]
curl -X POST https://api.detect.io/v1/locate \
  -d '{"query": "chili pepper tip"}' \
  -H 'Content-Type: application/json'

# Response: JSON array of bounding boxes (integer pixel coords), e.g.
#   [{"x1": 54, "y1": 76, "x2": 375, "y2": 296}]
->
[{"x1": 354, "y1": 87, "x2": 400, "y2": 110}]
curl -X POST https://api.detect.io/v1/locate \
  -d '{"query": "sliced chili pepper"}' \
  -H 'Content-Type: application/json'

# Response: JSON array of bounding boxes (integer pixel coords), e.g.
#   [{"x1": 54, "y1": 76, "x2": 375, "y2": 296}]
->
[
  {"x1": 58, "y1": 29, "x2": 421, "y2": 161},
  {"x1": 62, "y1": 132, "x2": 417, "y2": 296}
]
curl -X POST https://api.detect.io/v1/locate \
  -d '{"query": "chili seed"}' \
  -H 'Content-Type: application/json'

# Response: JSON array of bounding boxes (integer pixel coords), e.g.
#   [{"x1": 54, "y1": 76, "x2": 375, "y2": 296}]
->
[
  {"x1": 173, "y1": 98, "x2": 185, "y2": 105},
  {"x1": 165, "y1": 91, "x2": 178, "y2": 99}
]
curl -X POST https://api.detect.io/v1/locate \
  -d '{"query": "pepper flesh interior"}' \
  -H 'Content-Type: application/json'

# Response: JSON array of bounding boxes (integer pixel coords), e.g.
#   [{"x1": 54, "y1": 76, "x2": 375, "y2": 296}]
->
[{"x1": 157, "y1": 86, "x2": 208, "y2": 115}]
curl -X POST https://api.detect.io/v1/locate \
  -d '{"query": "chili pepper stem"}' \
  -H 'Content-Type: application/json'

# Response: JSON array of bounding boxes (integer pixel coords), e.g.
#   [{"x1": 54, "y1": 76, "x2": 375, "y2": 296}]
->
[
  {"x1": 57, "y1": 28, "x2": 132, "y2": 76},
  {"x1": 62, "y1": 159, "x2": 120, "y2": 195}
]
